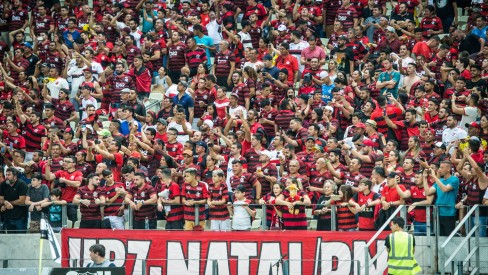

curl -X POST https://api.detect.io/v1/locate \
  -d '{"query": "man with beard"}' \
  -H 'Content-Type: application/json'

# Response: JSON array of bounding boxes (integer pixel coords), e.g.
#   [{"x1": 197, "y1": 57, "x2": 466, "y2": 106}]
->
[
  {"x1": 167, "y1": 32, "x2": 187, "y2": 83},
  {"x1": 73, "y1": 174, "x2": 106, "y2": 229},
  {"x1": 125, "y1": 172, "x2": 158, "y2": 229},
  {"x1": 255, "y1": 151, "x2": 278, "y2": 196},
  {"x1": 326, "y1": 156, "x2": 364, "y2": 192},
  {"x1": 442, "y1": 114, "x2": 467, "y2": 154},
  {"x1": 330, "y1": 36, "x2": 354, "y2": 76}
]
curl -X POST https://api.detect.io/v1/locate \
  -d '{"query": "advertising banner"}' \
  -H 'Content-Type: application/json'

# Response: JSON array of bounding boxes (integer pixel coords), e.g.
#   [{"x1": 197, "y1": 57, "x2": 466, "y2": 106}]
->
[{"x1": 62, "y1": 229, "x2": 389, "y2": 275}]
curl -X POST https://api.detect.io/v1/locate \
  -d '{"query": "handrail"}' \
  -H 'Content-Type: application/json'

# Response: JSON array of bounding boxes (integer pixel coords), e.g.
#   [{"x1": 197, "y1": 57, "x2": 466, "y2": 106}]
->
[
  {"x1": 439, "y1": 205, "x2": 480, "y2": 275},
  {"x1": 441, "y1": 205, "x2": 479, "y2": 248},
  {"x1": 364, "y1": 205, "x2": 405, "y2": 275}
]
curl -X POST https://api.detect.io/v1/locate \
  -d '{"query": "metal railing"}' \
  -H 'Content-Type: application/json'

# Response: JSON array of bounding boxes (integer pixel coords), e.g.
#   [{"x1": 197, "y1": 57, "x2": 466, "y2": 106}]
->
[
  {"x1": 364, "y1": 205, "x2": 405, "y2": 275},
  {"x1": 439, "y1": 205, "x2": 480, "y2": 275}
]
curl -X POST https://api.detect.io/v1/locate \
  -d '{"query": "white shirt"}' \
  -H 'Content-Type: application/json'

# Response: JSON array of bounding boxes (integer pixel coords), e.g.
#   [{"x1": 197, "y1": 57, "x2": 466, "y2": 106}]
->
[
  {"x1": 289, "y1": 41, "x2": 309, "y2": 72},
  {"x1": 442, "y1": 126, "x2": 467, "y2": 154},
  {"x1": 459, "y1": 106, "x2": 480, "y2": 131},
  {"x1": 206, "y1": 19, "x2": 222, "y2": 45},
  {"x1": 228, "y1": 105, "x2": 247, "y2": 119},
  {"x1": 167, "y1": 121, "x2": 192, "y2": 144},
  {"x1": 238, "y1": 31, "x2": 252, "y2": 49},
  {"x1": 66, "y1": 60, "x2": 87, "y2": 98},
  {"x1": 81, "y1": 96, "x2": 98, "y2": 119},
  {"x1": 87, "y1": 61, "x2": 103, "y2": 79},
  {"x1": 231, "y1": 199, "x2": 252, "y2": 230},
  {"x1": 46, "y1": 77, "x2": 69, "y2": 99}
]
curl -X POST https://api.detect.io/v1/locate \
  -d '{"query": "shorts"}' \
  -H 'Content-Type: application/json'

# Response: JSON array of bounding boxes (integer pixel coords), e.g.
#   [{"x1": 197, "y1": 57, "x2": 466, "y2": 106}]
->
[
  {"x1": 184, "y1": 220, "x2": 206, "y2": 231},
  {"x1": 210, "y1": 219, "x2": 231, "y2": 231}
]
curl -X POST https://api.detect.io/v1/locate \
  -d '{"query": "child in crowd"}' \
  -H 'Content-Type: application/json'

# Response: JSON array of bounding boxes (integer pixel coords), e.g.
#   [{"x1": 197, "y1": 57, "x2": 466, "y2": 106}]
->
[
  {"x1": 228, "y1": 185, "x2": 256, "y2": 231},
  {"x1": 40, "y1": 188, "x2": 67, "y2": 232}
]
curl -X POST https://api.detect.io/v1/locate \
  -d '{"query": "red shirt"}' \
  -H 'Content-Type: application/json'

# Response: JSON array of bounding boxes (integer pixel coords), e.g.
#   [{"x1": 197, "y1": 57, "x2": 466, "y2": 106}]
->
[
  {"x1": 276, "y1": 54, "x2": 299, "y2": 83},
  {"x1": 381, "y1": 184, "x2": 406, "y2": 203},
  {"x1": 54, "y1": 170, "x2": 83, "y2": 202}
]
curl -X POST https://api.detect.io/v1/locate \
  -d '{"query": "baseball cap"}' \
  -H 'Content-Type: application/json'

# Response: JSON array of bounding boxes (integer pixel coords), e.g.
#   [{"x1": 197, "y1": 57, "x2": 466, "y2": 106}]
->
[
  {"x1": 387, "y1": 172, "x2": 398, "y2": 178},
  {"x1": 122, "y1": 27, "x2": 131, "y2": 33},
  {"x1": 23, "y1": 42, "x2": 33, "y2": 49},
  {"x1": 279, "y1": 68, "x2": 288, "y2": 75},
  {"x1": 319, "y1": 71, "x2": 329, "y2": 79},
  {"x1": 157, "y1": 118, "x2": 168, "y2": 126},
  {"x1": 324, "y1": 106, "x2": 334, "y2": 112},
  {"x1": 362, "y1": 139, "x2": 375, "y2": 147},
  {"x1": 203, "y1": 119, "x2": 214, "y2": 129},
  {"x1": 312, "y1": 145, "x2": 325, "y2": 153},
  {"x1": 259, "y1": 150, "x2": 275, "y2": 159},
  {"x1": 61, "y1": 127, "x2": 74, "y2": 135},
  {"x1": 386, "y1": 26, "x2": 396, "y2": 33},
  {"x1": 354, "y1": 123, "x2": 366, "y2": 129},
  {"x1": 230, "y1": 92, "x2": 239, "y2": 99},
  {"x1": 97, "y1": 129, "x2": 111, "y2": 137},
  {"x1": 183, "y1": 149, "x2": 193, "y2": 156},
  {"x1": 195, "y1": 141, "x2": 208, "y2": 150},
  {"x1": 178, "y1": 81, "x2": 189, "y2": 88},
  {"x1": 365, "y1": 119, "x2": 377, "y2": 128},
  {"x1": 277, "y1": 25, "x2": 287, "y2": 32},
  {"x1": 465, "y1": 121, "x2": 481, "y2": 129},
  {"x1": 263, "y1": 54, "x2": 273, "y2": 61},
  {"x1": 82, "y1": 67, "x2": 95, "y2": 73},
  {"x1": 434, "y1": 142, "x2": 446, "y2": 150},
  {"x1": 306, "y1": 136, "x2": 315, "y2": 142}
]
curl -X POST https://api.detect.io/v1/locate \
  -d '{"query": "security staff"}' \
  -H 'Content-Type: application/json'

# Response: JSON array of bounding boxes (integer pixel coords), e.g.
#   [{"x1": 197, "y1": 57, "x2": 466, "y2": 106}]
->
[{"x1": 385, "y1": 217, "x2": 421, "y2": 275}]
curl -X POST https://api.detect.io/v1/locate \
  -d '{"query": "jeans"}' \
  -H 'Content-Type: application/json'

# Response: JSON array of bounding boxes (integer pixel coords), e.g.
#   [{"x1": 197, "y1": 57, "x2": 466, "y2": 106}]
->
[
  {"x1": 5, "y1": 218, "x2": 27, "y2": 233},
  {"x1": 133, "y1": 218, "x2": 156, "y2": 229},
  {"x1": 469, "y1": 216, "x2": 487, "y2": 237},
  {"x1": 105, "y1": 216, "x2": 125, "y2": 229},
  {"x1": 413, "y1": 220, "x2": 433, "y2": 236}
]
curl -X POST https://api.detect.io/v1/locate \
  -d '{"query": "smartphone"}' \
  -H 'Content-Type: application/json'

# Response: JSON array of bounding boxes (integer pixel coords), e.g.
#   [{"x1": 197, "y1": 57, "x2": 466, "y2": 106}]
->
[
  {"x1": 9, "y1": 143, "x2": 13, "y2": 152},
  {"x1": 383, "y1": 109, "x2": 387, "y2": 116},
  {"x1": 81, "y1": 124, "x2": 86, "y2": 131},
  {"x1": 0, "y1": 147, "x2": 4, "y2": 154}
]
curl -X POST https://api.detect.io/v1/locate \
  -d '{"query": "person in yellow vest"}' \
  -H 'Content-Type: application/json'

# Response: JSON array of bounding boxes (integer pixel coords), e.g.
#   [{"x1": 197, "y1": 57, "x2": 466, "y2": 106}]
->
[{"x1": 385, "y1": 216, "x2": 421, "y2": 275}]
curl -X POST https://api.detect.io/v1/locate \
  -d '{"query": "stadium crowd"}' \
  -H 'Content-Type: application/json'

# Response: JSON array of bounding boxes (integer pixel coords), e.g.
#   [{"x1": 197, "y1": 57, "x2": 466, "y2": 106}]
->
[{"x1": 0, "y1": 0, "x2": 487, "y2": 234}]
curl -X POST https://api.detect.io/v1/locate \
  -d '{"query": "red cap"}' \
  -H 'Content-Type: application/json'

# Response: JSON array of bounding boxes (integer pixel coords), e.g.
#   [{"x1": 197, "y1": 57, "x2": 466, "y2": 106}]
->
[
  {"x1": 354, "y1": 123, "x2": 366, "y2": 129},
  {"x1": 362, "y1": 139, "x2": 375, "y2": 147}
]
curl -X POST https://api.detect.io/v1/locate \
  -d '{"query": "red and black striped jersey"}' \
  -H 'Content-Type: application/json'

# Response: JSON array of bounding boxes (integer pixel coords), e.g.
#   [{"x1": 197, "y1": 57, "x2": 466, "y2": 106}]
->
[
  {"x1": 167, "y1": 42, "x2": 187, "y2": 71},
  {"x1": 182, "y1": 181, "x2": 209, "y2": 221},
  {"x1": 208, "y1": 183, "x2": 230, "y2": 220},
  {"x1": 76, "y1": 186, "x2": 104, "y2": 220},
  {"x1": 128, "y1": 183, "x2": 157, "y2": 221}
]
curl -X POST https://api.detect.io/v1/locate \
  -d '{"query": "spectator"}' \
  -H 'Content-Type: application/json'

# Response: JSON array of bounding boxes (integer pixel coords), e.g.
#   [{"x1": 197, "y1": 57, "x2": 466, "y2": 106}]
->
[
  {"x1": 181, "y1": 168, "x2": 209, "y2": 230},
  {"x1": 86, "y1": 244, "x2": 116, "y2": 268},
  {"x1": 25, "y1": 172, "x2": 49, "y2": 233},
  {"x1": 0, "y1": 168, "x2": 28, "y2": 233},
  {"x1": 73, "y1": 173, "x2": 105, "y2": 229},
  {"x1": 124, "y1": 172, "x2": 158, "y2": 229},
  {"x1": 228, "y1": 184, "x2": 256, "y2": 230},
  {"x1": 423, "y1": 162, "x2": 459, "y2": 236}
]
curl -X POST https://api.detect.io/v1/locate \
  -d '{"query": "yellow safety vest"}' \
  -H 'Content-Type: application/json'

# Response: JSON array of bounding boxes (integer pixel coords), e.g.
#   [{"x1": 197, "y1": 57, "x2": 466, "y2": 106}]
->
[{"x1": 388, "y1": 231, "x2": 422, "y2": 275}]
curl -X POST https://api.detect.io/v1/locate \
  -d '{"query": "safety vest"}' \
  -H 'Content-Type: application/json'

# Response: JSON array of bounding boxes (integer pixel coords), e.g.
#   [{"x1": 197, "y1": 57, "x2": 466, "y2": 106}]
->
[{"x1": 388, "y1": 231, "x2": 422, "y2": 275}]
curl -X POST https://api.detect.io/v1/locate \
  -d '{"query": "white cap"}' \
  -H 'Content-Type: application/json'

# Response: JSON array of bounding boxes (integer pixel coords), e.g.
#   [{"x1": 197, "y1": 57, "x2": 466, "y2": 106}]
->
[
  {"x1": 319, "y1": 71, "x2": 329, "y2": 79},
  {"x1": 277, "y1": 25, "x2": 287, "y2": 32},
  {"x1": 203, "y1": 119, "x2": 214, "y2": 129},
  {"x1": 259, "y1": 150, "x2": 275, "y2": 160},
  {"x1": 324, "y1": 106, "x2": 334, "y2": 112},
  {"x1": 457, "y1": 129, "x2": 468, "y2": 140}
]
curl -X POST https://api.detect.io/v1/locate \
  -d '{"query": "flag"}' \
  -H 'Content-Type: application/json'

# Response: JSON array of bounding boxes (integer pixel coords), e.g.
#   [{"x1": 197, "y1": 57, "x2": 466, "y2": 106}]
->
[{"x1": 40, "y1": 217, "x2": 62, "y2": 264}]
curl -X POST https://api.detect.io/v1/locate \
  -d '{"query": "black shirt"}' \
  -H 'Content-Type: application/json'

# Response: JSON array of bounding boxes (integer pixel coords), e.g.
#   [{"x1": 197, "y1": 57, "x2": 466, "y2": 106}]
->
[{"x1": 0, "y1": 179, "x2": 28, "y2": 220}]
